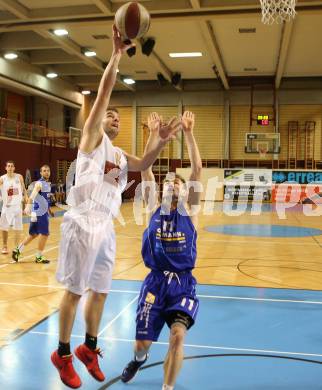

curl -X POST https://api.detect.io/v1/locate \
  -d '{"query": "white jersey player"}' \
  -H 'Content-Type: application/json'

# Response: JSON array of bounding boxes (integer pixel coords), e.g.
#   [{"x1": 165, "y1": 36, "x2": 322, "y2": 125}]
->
[
  {"x1": 51, "y1": 25, "x2": 181, "y2": 389},
  {"x1": 0, "y1": 161, "x2": 27, "y2": 254}
]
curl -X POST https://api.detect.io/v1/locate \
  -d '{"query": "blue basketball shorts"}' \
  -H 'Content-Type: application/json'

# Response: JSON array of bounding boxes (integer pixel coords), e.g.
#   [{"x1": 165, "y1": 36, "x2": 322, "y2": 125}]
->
[
  {"x1": 135, "y1": 270, "x2": 199, "y2": 341},
  {"x1": 29, "y1": 213, "x2": 49, "y2": 236}
]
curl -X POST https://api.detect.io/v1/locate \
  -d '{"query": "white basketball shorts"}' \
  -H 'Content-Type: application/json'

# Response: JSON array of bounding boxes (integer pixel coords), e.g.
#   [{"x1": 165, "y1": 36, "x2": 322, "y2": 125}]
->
[
  {"x1": 56, "y1": 213, "x2": 116, "y2": 295},
  {"x1": 0, "y1": 205, "x2": 23, "y2": 231}
]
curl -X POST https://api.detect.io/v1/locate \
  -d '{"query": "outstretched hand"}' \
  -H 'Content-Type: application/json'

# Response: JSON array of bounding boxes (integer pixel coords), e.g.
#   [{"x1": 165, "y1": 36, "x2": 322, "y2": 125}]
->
[
  {"x1": 158, "y1": 116, "x2": 181, "y2": 143},
  {"x1": 147, "y1": 112, "x2": 161, "y2": 134},
  {"x1": 181, "y1": 111, "x2": 195, "y2": 133},
  {"x1": 112, "y1": 24, "x2": 135, "y2": 55}
]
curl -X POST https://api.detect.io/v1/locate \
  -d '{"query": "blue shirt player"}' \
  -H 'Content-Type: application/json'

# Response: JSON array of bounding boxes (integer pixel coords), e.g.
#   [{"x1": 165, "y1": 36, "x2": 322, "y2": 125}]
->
[
  {"x1": 12, "y1": 165, "x2": 54, "y2": 264},
  {"x1": 122, "y1": 111, "x2": 202, "y2": 390}
]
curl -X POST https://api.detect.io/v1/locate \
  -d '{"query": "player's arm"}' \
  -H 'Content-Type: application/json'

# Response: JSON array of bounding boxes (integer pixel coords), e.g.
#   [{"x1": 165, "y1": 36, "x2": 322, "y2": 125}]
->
[
  {"x1": 79, "y1": 25, "x2": 134, "y2": 154},
  {"x1": 19, "y1": 174, "x2": 28, "y2": 203},
  {"x1": 0, "y1": 177, "x2": 3, "y2": 187},
  {"x1": 124, "y1": 116, "x2": 181, "y2": 172},
  {"x1": 181, "y1": 111, "x2": 202, "y2": 225},
  {"x1": 140, "y1": 113, "x2": 163, "y2": 216},
  {"x1": 24, "y1": 182, "x2": 41, "y2": 215}
]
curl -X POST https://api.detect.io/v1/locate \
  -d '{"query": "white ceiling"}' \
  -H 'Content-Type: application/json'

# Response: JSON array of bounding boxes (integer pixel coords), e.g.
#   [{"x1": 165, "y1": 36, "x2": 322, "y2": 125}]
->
[{"x1": 0, "y1": 0, "x2": 321, "y2": 94}]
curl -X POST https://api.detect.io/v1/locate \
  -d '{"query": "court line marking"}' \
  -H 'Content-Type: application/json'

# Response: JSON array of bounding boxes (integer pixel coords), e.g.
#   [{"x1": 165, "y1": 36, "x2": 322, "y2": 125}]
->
[
  {"x1": 98, "y1": 294, "x2": 139, "y2": 337},
  {"x1": 24, "y1": 331, "x2": 322, "y2": 359},
  {"x1": 0, "y1": 283, "x2": 321, "y2": 305}
]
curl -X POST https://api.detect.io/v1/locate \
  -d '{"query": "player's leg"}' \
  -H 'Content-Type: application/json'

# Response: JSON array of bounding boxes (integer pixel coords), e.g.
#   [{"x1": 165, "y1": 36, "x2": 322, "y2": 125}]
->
[
  {"x1": 163, "y1": 274, "x2": 200, "y2": 389},
  {"x1": 0, "y1": 210, "x2": 9, "y2": 253},
  {"x1": 74, "y1": 227, "x2": 115, "y2": 382},
  {"x1": 12, "y1": 207, "x2": 23, "y2": 248},
  {"x1": 52, "y1": 218, "x2": 100, "y2": 389},
  {"x1": 12, "y1": 234, "x2": 37, "y2": 261},
  {"x1": 122, "y1": 272, "x2": 165, "y2": 383},
  {"x1": 32, "y1": 213, "x2": 50, "y2": 263},
  {"x1": 163, "y1": 322, "x2": 187, "y2": 389},
  {"x1": 35, "y1": 234, "x2": 49, "y2": 263},
  {"x1": 1, "y1": 230, "x2": 8, "y2": 253},
  {"x1": 51, "y1": 289, "x2": 82, "y2": 389}
]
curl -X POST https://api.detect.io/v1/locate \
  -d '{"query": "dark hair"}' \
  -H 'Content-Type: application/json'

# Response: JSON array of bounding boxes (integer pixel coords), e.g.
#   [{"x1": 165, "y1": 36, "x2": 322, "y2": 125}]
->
[
  {"x1": 40, "y1": 164, "x2": 50, "y2": 171},
  {"x1": 106, "y1": 107, "x2": 119, "y2": 114},
  {"x1": 6, "y1": 160, "x2": 15, "y2": 167},
  {"x1": 163, "y1": 172, "x2": 186, "y2": 184}
]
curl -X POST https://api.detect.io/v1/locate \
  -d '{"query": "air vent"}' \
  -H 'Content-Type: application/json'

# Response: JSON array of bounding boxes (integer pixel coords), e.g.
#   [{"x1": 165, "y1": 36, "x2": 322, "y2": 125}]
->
[
  {"x1": 92, "y1": 34, "x2": 109, "y2": 40},
  {"x1": 135, "y1": 70, "x2": 148, "y2": 74},
  {"x1": 239, "y1": 28, "x2": 256, "y2": 33},
  {"x1": 244, "y1": 67, "x2": 257, "y2": 71}
]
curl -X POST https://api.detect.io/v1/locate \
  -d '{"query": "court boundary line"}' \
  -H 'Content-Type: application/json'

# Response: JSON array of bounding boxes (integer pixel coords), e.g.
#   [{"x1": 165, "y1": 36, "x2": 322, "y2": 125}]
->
[
  {"x1": 23, "y1": 331, "x2": 322, "y2": 359},
  {"x1": 98, "y1": 295, "x2": 139, "y2": 337},
  {"x1": 0, "y1": 283, "x2": 322, "y2": 305}
]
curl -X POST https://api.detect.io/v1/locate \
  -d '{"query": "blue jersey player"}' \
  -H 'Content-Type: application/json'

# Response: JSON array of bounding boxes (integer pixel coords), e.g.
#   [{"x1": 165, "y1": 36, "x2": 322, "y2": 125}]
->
[
  {"x1": 12, "y1": 165, "x2": 54, "y2": 264},
  {"x1": 121, "y1": 111, "x2": 202, "y2": 390}
]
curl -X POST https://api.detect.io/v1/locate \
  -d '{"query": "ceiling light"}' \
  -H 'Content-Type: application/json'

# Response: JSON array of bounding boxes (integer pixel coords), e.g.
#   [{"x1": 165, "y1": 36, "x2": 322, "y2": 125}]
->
[
  {"x1": 46, "y1": 72, "x2": 58, "y2": 79},
  {"x1": 81, "y1": 90, "x2": 91, "y2": 95},
  {"x1": 4, "y1": 52, "x2": 18, "y2": 60},
  {"x1": 84, "y1": 50, "x2": 96, "y2": 57},
  {"x1": 123, "y1": 78, "x2": 135, "y2": 85},
  {"x1": 53, "y1": 29, "x2": 68, "y2": 36},
  {"x1": 169, "y1": 52, "x2": 202, "y2": 58}
]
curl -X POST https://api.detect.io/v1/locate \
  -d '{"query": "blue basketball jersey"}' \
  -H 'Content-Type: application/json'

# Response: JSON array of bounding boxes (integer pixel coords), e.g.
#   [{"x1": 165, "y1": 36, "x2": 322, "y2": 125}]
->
[
  {"x1": 142, "y1": 206, "x2": 197, "y2": 272},
  {"x1": 33, "y1": 178, "x2": 51, "y2": 214}
]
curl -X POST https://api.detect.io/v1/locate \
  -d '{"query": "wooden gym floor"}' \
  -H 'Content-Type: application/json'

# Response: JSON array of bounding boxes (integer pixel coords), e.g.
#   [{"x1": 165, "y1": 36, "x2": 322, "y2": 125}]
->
[{"x1": 1, "y1": 201, "x2": 322, "y2": 347}]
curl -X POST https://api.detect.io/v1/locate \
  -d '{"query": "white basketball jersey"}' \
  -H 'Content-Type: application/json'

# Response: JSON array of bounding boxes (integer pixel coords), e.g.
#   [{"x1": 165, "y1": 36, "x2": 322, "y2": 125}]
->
[
  {"x1": 67, "y1": 133, "x2": 128, "y2": 218},
  {"x1": 1, "y1": 174, "x2": 23, "y2": 207}
]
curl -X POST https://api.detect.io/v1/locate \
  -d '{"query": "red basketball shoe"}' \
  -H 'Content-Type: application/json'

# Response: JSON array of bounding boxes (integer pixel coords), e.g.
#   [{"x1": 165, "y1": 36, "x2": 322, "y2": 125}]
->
[
  {"x1": 51, "y1": 350, "x2": 81, "y2": 388},
  {"x1": 75, "y1": 344, "x2": 105, "y2": 382}
]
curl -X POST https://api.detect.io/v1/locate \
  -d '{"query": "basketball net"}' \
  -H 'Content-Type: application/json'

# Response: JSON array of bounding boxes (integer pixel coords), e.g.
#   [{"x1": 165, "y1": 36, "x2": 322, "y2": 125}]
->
[
  {"x1": 260, "y1": 0, "x2": 296, "y2": 25},
  {"x1": 259, "y1": 148, "x2": 267, "y2": 159}
]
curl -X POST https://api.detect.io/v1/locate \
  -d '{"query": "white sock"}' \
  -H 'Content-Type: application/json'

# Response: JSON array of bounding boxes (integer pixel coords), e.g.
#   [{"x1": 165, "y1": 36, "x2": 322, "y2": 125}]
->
[
  {"x1": 18, "y1": 243, "x2": 24, "y2": 252},
  {"x1": 162, "y1": 385, "x2": 174, "y2": 390},
  {"x1": 135, "y1": 351, "x2": 147, "y2": 362},
  {"x1": 36, "y1": 251, "x2": 42, "y2": 257}
]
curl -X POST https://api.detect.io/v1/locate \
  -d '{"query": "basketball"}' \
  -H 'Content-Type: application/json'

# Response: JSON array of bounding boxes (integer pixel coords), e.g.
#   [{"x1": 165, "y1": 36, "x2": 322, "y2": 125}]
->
[{"x1": 114, "y1": 2, "x2": 150, "y2": 40}]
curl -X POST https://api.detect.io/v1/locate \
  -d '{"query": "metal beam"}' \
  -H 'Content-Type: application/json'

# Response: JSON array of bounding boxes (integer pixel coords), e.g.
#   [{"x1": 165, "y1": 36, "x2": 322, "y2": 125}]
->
[
  {"x1": 51, "y1": 64, "x2": 101, "y2": 76},
  {"x1": 35, "y1": 29, "x2": 134, "y2": 92},
  {"x1": 92, "y1": 0, "x2": 112, "y2": 14},
  {"x1": 30, "y1": 50, "x2": 82, "y2": 65},
  {"x1": 0, "y1": 0, "x2": 29, "y2": 19},
  {"x1": 189, "y1": 0, "x2": 201, "y2": 9},
  {"x1": 0, "y1": 31, "x2": 60, "y2": 50},
  {"x1": 275, "y1": 20, "x2": 294, "y2": 89},
  {"x1": 198, "y1": 20, "x2": 229, "y2": 89}
]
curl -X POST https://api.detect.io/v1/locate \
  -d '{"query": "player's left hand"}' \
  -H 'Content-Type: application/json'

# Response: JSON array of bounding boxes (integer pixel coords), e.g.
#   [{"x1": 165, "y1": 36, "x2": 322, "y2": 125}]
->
[
  {"x1": 181, "y1": 111, "x2": 195, "y2": 133},
  {"x1": 158, "y1": 117, "x2": 181, "y2": 143},
  {"x1": 112, "y1": 24, "x2": 135, "y2": 55}
]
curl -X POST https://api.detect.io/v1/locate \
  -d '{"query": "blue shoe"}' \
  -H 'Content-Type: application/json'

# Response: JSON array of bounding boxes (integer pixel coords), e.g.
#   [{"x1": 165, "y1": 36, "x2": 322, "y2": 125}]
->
[{"x1": 121, "y1": 355, "x2": 148, "y2": 383}]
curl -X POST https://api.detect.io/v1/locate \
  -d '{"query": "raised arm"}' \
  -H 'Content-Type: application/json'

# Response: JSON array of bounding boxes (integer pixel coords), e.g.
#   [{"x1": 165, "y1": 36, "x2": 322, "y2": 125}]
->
[
  {"x1": 124, "y1": 116, "x2": 181, "y2": 172},
  {"x1": 79, "y1": 25, "x2": 134, "y2": 154},
  {"x1": 140, "y1": 113, "x2": 162, "y2": 206},
  {"x1": 181, "y1": 111, "x2": 202, "y2": 214}
]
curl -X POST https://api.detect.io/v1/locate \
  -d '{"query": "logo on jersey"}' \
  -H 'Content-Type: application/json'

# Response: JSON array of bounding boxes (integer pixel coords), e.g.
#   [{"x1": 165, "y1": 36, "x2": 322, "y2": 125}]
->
[
  {"x1": 104, "y1": 161, "x2": 120, "y2": 184},
  {"x1": 145, "y1": 292, "x2": 156, "y2": 304}
]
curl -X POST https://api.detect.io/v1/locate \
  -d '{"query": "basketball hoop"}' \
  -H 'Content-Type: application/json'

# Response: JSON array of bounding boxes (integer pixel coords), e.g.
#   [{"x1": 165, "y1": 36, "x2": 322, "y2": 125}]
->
[
  {"x1": 260, "y1": 0, "x2": 296, "y2": 25},
  {"x1": 259, "y1": 148, "x2": 268, "y2": 159}
]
